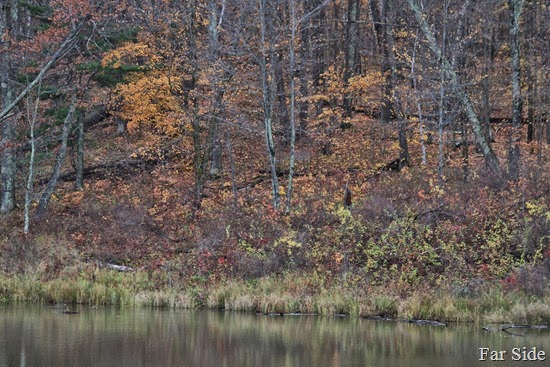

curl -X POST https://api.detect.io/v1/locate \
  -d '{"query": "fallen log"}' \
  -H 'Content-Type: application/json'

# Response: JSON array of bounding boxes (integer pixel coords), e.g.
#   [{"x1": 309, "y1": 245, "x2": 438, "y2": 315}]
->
[
  {"x1": 408, "y1": 319, "x2": 447, "y2": 326},
  {"x1": 100, "y1": 262, "x2": 134, "y2": 272},
  {"x1": 483, "y1": 324, "x2": 550, "y2": 336},
  {"x1": 36, "y1": 158, "x2": 155, "y2": 185}
]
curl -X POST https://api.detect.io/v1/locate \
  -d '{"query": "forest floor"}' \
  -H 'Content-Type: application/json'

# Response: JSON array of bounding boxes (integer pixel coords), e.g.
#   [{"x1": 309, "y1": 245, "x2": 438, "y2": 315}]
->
[{"x1": 1, "y1": 114, "x2": 549, "y2": 324}]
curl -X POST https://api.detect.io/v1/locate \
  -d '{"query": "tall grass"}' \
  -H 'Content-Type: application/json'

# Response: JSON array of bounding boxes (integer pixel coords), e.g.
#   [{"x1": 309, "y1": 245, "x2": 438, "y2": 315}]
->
[{"x1": 1, "y1": 270, "x2": 548, "y2": 324}]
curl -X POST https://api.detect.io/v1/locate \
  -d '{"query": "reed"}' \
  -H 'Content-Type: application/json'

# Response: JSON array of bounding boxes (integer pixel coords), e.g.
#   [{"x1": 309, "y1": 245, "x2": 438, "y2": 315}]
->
[{"x1": 1, "y1": 270, "x2": 548, "y2": 324}]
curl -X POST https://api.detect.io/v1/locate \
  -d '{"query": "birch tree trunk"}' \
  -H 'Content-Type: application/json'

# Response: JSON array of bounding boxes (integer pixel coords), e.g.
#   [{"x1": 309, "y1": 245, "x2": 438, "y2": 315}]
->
[
  {"x1": 410, "y1": 30, "x2": 426, "y2": 166},
  {"x1": 0, "y1": 19, "x2": 87, "y2": 123},
  {"x1": 24, "y1": 85, "x2": 41, "y2": 234},
  {"x1": 260, "y1": 0, "x2": 280, "y2": 209},
  {"x1": 285, "y1": 0, "x2": 297, "y2": 214}
]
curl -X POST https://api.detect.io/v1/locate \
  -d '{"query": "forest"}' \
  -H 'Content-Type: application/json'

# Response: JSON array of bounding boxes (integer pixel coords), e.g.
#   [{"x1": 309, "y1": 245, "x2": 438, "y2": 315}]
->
[{"x1": 0, "y1": 0, "x2": 549, "y2": 322}]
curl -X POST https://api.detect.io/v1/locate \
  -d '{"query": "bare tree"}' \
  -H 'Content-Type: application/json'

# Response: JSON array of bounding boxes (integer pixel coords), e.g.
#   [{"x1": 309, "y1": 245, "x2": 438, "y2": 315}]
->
[
  {"x1": 0, "y1": 13, "x2": 88, "y2": 213},
  {"x1": 285, "y1": 0, "x2": 297, "y2": 214},
  {"x1": 507, "y1": 0, "x2": 525, "y2": 180},
  {"x1": 342, "y1": 0, "x2": 360, "y2": 118},
  {"x1": 259, "y1": 0, "x2": 281, "y2": 208},
  {"x1": 0, "y1": 0, "x2": 19, "y2": 213},
  {"x1": 406, "y1": 0, "x2": 503, "y2": 176},
  {"x1": 35, "y1": 95, "x2": 77, "y2": 218},
  {"x1": 24, "y1": 84, "x2": 41, "y2": 234}
]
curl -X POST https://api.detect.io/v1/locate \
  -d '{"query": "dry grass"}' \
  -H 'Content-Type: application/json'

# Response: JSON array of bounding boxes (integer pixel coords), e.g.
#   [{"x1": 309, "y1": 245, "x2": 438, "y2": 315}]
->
[{"x1": 1, "y1": 270, "x2": 549, "y2": 325}]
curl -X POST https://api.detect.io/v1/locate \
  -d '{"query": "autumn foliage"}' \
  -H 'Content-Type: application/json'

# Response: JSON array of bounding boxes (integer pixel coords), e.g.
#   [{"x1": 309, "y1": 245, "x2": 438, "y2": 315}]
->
[{"x1": 0, "y1": 0, "x2": 548, "y2": 302}]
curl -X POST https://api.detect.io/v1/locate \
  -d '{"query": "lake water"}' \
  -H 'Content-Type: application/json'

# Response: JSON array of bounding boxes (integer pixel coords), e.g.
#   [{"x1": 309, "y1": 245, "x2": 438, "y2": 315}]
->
[{"x1": 1, "y1": 304, "x2": 548, "y2": 367}]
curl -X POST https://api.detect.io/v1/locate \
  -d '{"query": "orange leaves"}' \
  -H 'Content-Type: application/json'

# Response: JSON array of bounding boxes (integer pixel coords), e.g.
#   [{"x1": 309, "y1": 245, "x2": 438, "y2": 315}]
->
[
  {"x1": 111, "y1": 72, "x2": 182, "y2": 136},
  {"x1": 346, "y1": 71, "x2": 383, "y2": 113},
  {"x1": 63, "y1": 190, "x2": 84, "y2": 206}
]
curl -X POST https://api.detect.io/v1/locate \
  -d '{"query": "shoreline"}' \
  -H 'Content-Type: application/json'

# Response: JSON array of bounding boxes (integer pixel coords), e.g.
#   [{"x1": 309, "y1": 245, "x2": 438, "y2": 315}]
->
[{"x1": 1, "y1": 269, "x2": 548, "y2": 324}]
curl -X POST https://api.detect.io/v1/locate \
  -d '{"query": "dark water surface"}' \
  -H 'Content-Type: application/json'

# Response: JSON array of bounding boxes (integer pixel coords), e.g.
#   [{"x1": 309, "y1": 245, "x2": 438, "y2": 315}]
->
[{"x1": 1, "y1": 304, "x2": 548, "y2": 367}]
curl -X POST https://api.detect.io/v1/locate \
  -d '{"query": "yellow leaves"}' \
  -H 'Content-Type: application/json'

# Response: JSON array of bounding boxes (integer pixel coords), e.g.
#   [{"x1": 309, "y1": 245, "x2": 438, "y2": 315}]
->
[
  {"x1": 317, "y1": 66, "x2": 383, "y2": 116},
  {"x1": 526, "y1": 200, "x2": 550, "y2": 220},
  {"x1": 319, "y1": 65, "x2": 344, "y2": 96},
  {"x1": 111, "y1": 72, "x2": 182, "y2": 136},
  {"x1": 334, "y1": 204, "x2": 352, "y2": 225},
  {"x1": 274, "y1": 231, "x2": 302, "y2": 256},
  {"x1": 313, "y1": 107, "x2": 342, "y2": 128},
  {"x1": 333, "y1": 252, "x2": 344, "y2": 264},
  {"x1": 428, "y1": 178, "x2": 445, "y2": 198},
  {"x1": 102, "y1": 40, "x2": 190, "y2": 138},
  {"x1": 346, "y1": 71, "x2": 382, "y2": 95},
  {"x1": 395, "y1": 30, "x2": 410, "y2": 39}
]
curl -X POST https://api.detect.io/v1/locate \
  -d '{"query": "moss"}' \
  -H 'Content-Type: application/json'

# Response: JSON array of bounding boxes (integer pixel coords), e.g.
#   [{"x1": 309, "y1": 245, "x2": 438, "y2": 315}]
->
[
  {"x1": 20, "y1": 1, "x2": 50, "y2": 17},
  {"x1": 79, "y1": 62, "x2": 146, "y2": 87}
]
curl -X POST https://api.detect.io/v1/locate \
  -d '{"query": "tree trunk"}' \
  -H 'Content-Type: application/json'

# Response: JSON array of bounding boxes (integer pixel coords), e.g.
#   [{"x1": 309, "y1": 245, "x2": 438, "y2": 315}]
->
[
  {"x1": 1, "y1": 119, "x2": 16, "y2": 214},
  {"x1": 274, "y1": 52, "x2": 290, "y2": 141},
  {"x1": 285, "y1": 0, "x2": 297, "y2": 214},
  {"x1": 406, "y1": 0, "x2": 503, "y2": 176},
  {"x1": 312, "y1": 3, "x2": 327, "y2": 116},
  {"x1": 207, "y1": 87, "x2": 226, "y2": 179},
  {"x1": 225, "y1": 129, "x2": 238, "y2": 208},
  {"x1": 0, "y1": 0, "x2": 18, "y2": 213},
  {"x1": 398, "y1": 126, "x2": 410, "y2": 170},
  {"x1": 507, "y1": 0, "x2": 524, "y2": 180},
  {"x1": 184, "y1": 0, "x2": 207, "y2": 215},
  {"x1": 24, "y1": 123, "x2": 36, "y2": 234},
  {"x1": 297, "y1": 0, "x2": 313, "y2": 139},
  {"x1": 207, "y1": 0, "x2": 224, "y2": 179},
  {"x1": 508, "y1": 0, "x2": 524, "y2": 130},
  {"x1": 35, "y1": 96, "x2": 77, "y2": 218},
  {"x1": 410, "y1": 30, "x2": 426, "y2": 166},
  {"x1": 507, "y1": 141, "x2": 520, "y2": 181},
  {"x1": 437, "y1": 5, "x2": 447, "y2": 185},
  {"x1": 461, "y1": 118, "x2": 469, "y2": 180},
  {"x1": 382, "y1": 0, "x2": 409, "y2": 166},
  {"x1": 24, "y1": 85, "x2": 41, "y2": 234},
  {"x1": 75, "y1": 111, "x2": 85, "y2": 190},
  {"x1": 370, "y1": 0, "x2": 394, "y2": 155},
  {"x1": 370, "y1": 0, "x2": 390, "y2": 123},
  {"x1": 342, "y1": 0, "x2": 360, "y2": 118},
  {"x1": 116, "y1": 117, "x2": 127, "y2": 135},
  {"x1": 481, "y1": 13, "x2": 494, "y2": 143},
  {"x1": 264, "y1": 1, "x2": 289, "y2": 140},
  {"x1": 260, "y1": 0, "x2": 280, "y2": 209},
  {"x1": 0, "y1": 19, "x2": 88, "y2": 123}
]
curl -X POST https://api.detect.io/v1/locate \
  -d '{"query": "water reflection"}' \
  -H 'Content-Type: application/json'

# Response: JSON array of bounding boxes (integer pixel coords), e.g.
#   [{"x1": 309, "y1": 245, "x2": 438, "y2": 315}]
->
[{"x1": 0, "y1": 304, "x2": 548, "y2": 367}]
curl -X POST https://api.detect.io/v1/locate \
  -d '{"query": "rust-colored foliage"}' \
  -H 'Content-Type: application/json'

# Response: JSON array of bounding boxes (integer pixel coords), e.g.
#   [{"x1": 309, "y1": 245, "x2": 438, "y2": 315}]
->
[{"x1": 0, "y1": 0, "x2": 548, "y2": 297}]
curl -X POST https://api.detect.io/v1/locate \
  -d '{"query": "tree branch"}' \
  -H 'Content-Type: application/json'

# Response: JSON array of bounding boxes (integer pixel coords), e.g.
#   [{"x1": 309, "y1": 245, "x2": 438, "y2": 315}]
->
[{"x1": 0, "y1": 18, "x2": 89, "y2": 123}]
